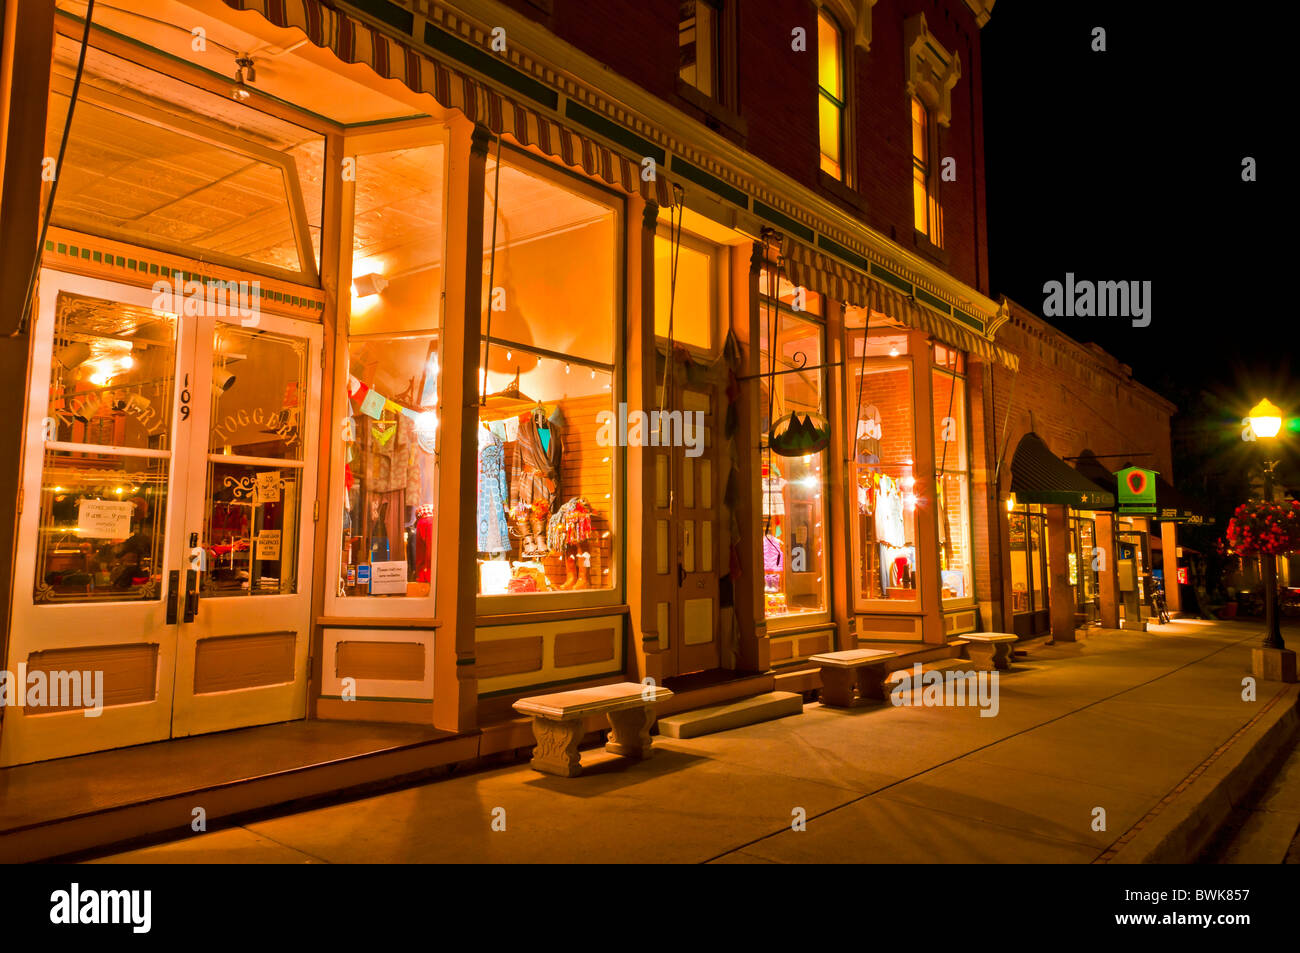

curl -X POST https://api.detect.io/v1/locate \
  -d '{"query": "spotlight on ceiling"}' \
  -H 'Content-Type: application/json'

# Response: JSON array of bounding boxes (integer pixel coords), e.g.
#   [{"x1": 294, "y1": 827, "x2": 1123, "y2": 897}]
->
[
  {"x1": 352, "y1": 273, "x2": 389, "y2": 298},
  {"x1": 232, "y1": 54, "x2": 256, "y2": 101}
]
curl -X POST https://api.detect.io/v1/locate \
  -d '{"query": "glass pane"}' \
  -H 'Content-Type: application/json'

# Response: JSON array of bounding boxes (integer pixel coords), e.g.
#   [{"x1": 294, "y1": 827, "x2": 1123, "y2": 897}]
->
[
  {"x1": 201, "y1": 462, "x2": 299, "y2": 596},
  {"x1": 911, "y1": 98, "x2": 928, "y2": 162},
  {"x1": 913, "y1": 166, "x2": 929, "y2": 233},
  {"x1": 483, "y1": 156, "x2": 619, "y2": 366},
  {"x1": 46, "y1": 292, "x2": 177, "y2": 452},
  {"x1": 819, "y1": 95, "x2": 841, "y2": 171},
  {"x1": 477, "y1": 358, "x2": 617, "y2": 595},
  {"x1": 679, "y1": 1, "x2": 715, "y2": 96},
  {"x1": 848, "y1": 339, "x2": 918, "y2": 605},
  {"x1": 1010, "y1": 511, "x2": 1031, "y2": 613},
  {"x1": 759, "y1": 308, "x2": 827, "y2": 618},
  {"x1": 340, "y1": 335, "x2": 441, "y2": 599},
  {"x1": 209, "y1": 325, "x2": 308, "y2": 460},
  {"x1": 48, "y1": 37, "x2": 324, "y2": 277},
  {"x1": 817, "y1": 12, "x2": 841, "y2": 98},
  {"x1": 34, "y1": 452, "x2": 168, "y2": 604},
  {"x1": 655, "y1": 235, "x2": 714, "y2": 350}
]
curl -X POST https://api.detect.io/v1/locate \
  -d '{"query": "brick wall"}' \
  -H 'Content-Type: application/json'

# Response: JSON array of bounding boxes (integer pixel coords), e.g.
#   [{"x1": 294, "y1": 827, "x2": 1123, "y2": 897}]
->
[
  {"x1": 991, "y1": 300, "x2": 1176, "y2": 491},
  {"x1": 490, "y1": 0, "x2": 989, "y2": 294}
]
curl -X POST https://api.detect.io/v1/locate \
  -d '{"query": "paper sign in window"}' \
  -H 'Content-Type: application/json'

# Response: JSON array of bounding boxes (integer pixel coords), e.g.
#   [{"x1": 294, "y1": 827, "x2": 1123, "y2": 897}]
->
[
  {"x1": 76, "y1": 499, "x2": 133, "y2": 539},
  {"x1": 255, "y1": 470, "x2": 281, "y2": 504},
  {"x1": 370, "y1": 560, "x2": 408, "y2": 594},
  {"x1": 255, "y1": 530, "x2": 282, "y2": 561}
]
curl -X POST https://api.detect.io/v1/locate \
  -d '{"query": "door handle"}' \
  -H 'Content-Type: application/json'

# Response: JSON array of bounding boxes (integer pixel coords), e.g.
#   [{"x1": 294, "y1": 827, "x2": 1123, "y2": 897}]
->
[
  {"x1": 183, "y1": 568, "x2": 199, "y2": 622},
  {"x1": 166, "y1": 570, "x2": 180, "y2": 624}
]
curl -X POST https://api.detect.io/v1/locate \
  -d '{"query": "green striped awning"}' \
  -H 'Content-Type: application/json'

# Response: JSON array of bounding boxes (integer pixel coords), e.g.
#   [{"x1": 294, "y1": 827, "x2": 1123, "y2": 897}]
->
[
  {"x1": 780, "y1": 236, "x2": 1018, "y2": 369},
  {"x1": 1011, "y1": 432, "x2": 1114, "y2": 508},
  {"x1": 221, "y1": 0, "x2": 674, "y2": 207}
]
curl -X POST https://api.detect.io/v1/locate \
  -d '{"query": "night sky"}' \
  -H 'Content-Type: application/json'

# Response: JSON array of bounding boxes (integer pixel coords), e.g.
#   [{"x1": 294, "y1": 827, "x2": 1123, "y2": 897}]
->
[{"x1": 981, "y1": 2, "x2": 1294, "y2": 501}]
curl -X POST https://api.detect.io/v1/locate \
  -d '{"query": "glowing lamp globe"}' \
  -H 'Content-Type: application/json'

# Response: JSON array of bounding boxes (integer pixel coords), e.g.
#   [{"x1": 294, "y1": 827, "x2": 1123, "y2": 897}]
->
[{"x1": 1248, "y1": 398, "x2": 1283, "y2": 440}]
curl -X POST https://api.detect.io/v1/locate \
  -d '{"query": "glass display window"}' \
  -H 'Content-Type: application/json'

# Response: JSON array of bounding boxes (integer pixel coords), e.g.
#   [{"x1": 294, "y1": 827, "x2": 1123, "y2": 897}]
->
[
  {"x1": 477, "y1": 150, "x2": 622, "y2": 602},
  {"x1": 332, "y1": 140, "x2": 447, "y2": 604},
  {"x1": 932, "y1": 350, "x2": 972, "y2": 604},
  {"x1": 758, "y1": 266, "x2": 828, "y2": 621},
  {"x1": 1010, "y1": 504, "x2": 1047, "y2": 615},
  {"x1": 847, "y1": 329, "x2": 920, "y2": 608}
]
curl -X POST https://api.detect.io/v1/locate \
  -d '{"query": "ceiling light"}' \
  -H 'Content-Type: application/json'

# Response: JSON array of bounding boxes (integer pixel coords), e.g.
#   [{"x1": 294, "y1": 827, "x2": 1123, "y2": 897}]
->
[{"x1": 352, "y1": 273, "x2": 389, "y2": 298}]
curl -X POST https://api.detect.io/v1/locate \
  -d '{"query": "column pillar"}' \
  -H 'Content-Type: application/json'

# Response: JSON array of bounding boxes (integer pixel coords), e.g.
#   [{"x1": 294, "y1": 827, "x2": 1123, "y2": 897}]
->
[
  {"x1": 1095, "y1": 511, "x2": 1120, "y2": 629},
  {"x1": 909, "y1": 331, "x2": 943, "y2": 644},
  {"x1": 1160, "y1": 520, "x2": 1182, "y2": 615},
  {"x1": 433, "y1": 119, "x2": 488, "y2": 732},
  {"x1": 1046, "y1": 504, "x2": 1076, "y2": 641}
]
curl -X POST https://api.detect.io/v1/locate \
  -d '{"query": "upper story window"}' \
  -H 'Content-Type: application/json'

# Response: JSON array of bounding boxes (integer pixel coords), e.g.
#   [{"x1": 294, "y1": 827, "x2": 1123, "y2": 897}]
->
[
  {"x1": 817, "y1": 11, "x2": 846, "y2": 180},
  {"x1": 911, "y1": 97, "x2": 943, "y2": 247},
  {"x1": 679, "y1": 1, "x2": 721, "y2": 98}
]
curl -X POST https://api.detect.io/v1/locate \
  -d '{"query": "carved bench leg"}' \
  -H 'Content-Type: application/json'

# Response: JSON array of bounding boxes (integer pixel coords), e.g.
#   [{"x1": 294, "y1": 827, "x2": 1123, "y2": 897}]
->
[
  {"x1": 992, "y1": 642, "x2": 1012, "y2": 670},
  {"x1": 606, "y1": 705, "x2": 654, "y2": 760},
  {"x1": 855, "y1": 663, "x2": 888, "y2": 702},
  {"x1": 528, "y1": 717, "x2": 583, "y2": 777},
  {"x1": 818, "y1": 666, "x2": 856, "y2": 707},
  {"x1": 967, "y1": 643, "x2": 996, "y2": 671}
]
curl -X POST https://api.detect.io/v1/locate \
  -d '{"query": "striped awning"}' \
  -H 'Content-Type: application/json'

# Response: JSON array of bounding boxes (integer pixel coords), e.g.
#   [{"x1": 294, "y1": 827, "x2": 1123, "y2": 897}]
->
[
  {"x1": 781, "y1": 237, "x2": 1018, "y2": 370},
  {"x1": 220, "y1": 0, "x2": 674, "y2": 207}
]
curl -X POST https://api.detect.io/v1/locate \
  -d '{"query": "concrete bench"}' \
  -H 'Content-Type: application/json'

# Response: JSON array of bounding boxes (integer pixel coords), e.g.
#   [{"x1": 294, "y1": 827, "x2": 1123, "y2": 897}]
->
[
  {"x1": 962, "y1": 633, "x2": 1018, "y2": 671},
  {"x1": 808, "y1": 649, "x2": 898, "y2": 707},
  {"x1": 513, "y1": 682, "x2": 674, "y2": 777}
]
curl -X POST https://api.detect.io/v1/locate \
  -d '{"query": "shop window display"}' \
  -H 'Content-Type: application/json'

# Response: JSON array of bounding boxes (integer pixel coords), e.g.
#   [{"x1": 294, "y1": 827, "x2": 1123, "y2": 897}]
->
[
  {"x1": 477, "y1": 151, "x2": 621, "y2": 597},
  {"x1": 759, "y1": 268, "x2": 828, "y2": 619},
  {"x1": 932, "y1": 346, "x2": 972, "y2": 603},
  {"x1": 336, "y1": 143, "x2": 445, "y2": 599},
  {"x1": 847, "y1": 329, "x2": 920, "y2": 606},
  {"x1": 1010, "y1": 504, "x2": 1047, "y2": 614}
]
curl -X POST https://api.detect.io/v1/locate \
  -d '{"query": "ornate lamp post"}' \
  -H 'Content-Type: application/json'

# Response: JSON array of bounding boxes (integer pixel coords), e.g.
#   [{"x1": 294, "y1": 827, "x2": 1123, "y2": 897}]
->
[{"x1": 1246, "y1": 399, "x2": 1284, "y2": 650}]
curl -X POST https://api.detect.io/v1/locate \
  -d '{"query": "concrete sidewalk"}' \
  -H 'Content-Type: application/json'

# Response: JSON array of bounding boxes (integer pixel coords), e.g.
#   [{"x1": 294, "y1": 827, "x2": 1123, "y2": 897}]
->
[{"x1": 89, "y1": 619, "x2": 1298, "y2": 864}]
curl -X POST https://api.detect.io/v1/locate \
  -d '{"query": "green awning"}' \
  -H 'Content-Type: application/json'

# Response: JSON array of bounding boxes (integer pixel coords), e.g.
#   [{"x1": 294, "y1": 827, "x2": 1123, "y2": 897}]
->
[{"x1": 1010, "y1": 433, "x2": 1115, "y2": 508}]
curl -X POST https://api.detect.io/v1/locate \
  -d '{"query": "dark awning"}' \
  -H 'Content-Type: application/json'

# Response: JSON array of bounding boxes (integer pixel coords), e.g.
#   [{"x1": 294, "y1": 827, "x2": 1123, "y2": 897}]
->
[{"x1": 1010, "y1": 433, "x2": 1115, "y2": 508}]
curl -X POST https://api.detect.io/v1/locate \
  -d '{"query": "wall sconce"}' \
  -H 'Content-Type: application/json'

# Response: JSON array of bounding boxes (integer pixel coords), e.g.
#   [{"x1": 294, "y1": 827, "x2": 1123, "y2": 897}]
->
[
  {"x1": 232, "y1": 54, "x2": 256, "y2": 101},
  {"x1": 1005, "y1": 493, "x2": 1017, "y2": 512},
  {"x1": 352, "y1": 273, "x2": 389, "y2": 298}
]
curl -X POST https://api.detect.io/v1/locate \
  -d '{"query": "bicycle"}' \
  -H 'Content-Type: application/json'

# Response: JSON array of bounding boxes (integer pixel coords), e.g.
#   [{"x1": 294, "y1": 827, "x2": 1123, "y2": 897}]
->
[{"x1": 1150, "y1": 580, "x2": 1171, "y2": 625}]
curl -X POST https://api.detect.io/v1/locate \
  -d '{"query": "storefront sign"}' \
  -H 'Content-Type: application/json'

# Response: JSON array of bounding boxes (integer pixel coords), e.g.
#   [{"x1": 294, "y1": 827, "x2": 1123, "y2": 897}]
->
[
  {"x1": 76, "y1": 499, "x2": 133, "y2": 539},
  {"x1": 369, "y1": 560, "x2": 407, "y2": 595},
  {"x1": 255, "y1": 530, "x2": 281, "y2": 561},
  {"x1": 1116, "y1": 466, "x2": 1157, "y2": 514}
]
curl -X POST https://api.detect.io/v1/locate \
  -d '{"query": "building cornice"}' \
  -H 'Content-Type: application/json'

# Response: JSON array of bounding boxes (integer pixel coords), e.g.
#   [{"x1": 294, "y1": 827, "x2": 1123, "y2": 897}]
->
[
  {"x1": 347, "y1": 0, "x2": 1002, "y2": 332},
  {"x1": 962, "y1": 0, "x2": 995, "y2": 28}
]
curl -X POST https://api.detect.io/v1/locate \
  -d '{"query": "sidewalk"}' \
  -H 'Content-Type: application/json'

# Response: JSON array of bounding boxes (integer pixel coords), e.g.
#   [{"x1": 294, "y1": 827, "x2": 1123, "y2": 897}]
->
[{"x1": 88, "y1": 619, "x2": 1298, "y2": 864}]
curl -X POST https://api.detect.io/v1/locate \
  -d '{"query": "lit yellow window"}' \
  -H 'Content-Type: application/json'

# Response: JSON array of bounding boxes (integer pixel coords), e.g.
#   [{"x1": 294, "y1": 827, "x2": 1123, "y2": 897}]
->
[
  {"x1": 911, "y1": 97, "x2": 942, "y2": 245},
  {"x1": 818, "y1": 11, "x2": 845, "y2": 181}
]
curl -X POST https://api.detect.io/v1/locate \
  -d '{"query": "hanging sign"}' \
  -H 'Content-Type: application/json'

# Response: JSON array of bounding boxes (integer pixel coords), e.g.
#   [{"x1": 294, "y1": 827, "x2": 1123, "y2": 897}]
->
[
  {"x1": 254, "y1": 470, "x2": 282, "y2": 505},
  {"x1": 769, "y1": 412, "x2": 831, "y2": 456},
  {"x1": 77, "y1": 499, "x2": 134, "y2": 539},
  {"x1": 1116, "y1": 466, "x2": 1157, "y2": 515}
]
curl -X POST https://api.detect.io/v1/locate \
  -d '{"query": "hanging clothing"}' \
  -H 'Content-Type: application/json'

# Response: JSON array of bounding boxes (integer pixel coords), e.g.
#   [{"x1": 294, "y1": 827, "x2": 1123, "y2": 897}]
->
[
  {"x1": 511, "y1": 410, "x2": 562, "y2": 512},
  {"x1": 547, "y1": 497, "x2": 595, "y2": 552},
  {"x1": 874, "y1": 474, "x2": 906, "y2": 547},
  {"x1": 477, "y1": 426, "x2": 510, "y2": 553}
]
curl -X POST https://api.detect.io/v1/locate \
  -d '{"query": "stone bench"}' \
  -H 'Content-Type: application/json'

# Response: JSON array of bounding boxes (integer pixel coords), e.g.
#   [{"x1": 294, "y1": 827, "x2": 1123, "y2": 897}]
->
[
  {"x1": 808, "y1": 649, "x2": 898, "y2": 707},
  {"x1": 962, "y1": 633, "x2": 1018, "y2": 671},
  {"x1": 513, "y1": 682, "x2": 674, "y2": 777}
]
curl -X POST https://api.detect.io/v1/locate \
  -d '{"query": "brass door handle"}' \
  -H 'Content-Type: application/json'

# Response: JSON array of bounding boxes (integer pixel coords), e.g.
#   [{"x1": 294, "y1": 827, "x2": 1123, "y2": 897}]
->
[{"x1": 183, "y1": 568, "x2": 199, "y2": 622}]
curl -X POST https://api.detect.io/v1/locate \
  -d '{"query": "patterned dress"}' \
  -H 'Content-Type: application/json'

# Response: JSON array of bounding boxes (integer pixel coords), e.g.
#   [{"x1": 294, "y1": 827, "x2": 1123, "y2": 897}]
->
[{"x1": 477, "y1": 427, "x2": 510, "y2": 553}]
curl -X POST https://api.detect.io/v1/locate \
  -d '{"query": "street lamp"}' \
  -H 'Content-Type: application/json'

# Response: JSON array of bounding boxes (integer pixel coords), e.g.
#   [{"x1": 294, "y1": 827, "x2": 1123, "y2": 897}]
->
[{"x1": 1246, "y1": 398, "x2": 1285, "y2": 650}]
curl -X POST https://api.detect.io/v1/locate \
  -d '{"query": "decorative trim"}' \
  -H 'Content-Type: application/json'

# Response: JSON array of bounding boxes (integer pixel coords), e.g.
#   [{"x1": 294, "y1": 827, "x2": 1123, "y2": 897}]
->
[
  {"x1": 904, "y1": 13, "x2": 961, "y2": 127},
  {"x1": 962, "y1": 0, "x2": 996, "y2": 28}
]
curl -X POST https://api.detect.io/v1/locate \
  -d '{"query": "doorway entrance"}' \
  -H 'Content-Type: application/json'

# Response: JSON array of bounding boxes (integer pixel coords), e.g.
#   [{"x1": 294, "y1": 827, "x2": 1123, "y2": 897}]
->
[
  {"x1": 1010, "y1": 503, "x2": 1050, "y2": 637},
  {"x1": 651, "y1": 354, "x2": 722, "y2": 676},
  {"x1": 3, "y1": 270, "x2": 321, "y2": 766}
]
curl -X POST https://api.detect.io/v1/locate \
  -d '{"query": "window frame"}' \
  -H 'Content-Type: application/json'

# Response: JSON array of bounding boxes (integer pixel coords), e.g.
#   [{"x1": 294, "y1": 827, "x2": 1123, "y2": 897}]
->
[
  {"x1": 931, "y1": 349, "x2": 974, "y2": 609},
  {"x1": 911, "y1": 96, "x2": 943, "y2": 248},
  {"x1": 817, "y1": 8, "x2": 851, "y2": 185}
]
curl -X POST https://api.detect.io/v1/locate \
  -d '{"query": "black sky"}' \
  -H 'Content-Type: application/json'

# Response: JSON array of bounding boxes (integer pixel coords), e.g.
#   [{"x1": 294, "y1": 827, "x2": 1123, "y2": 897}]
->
[{"x1": 981, "y1": 2, "x2": 1292, "y2": 428}]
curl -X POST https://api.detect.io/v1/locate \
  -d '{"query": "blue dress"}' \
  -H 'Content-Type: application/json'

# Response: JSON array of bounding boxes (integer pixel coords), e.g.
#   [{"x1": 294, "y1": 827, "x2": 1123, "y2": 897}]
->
[{"x1": 477, "y1": 428, "x2": 511, "y2": 553}]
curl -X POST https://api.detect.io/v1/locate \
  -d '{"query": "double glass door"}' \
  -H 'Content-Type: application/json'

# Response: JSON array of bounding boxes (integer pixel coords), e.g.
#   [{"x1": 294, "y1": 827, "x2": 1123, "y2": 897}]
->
[{"x1": 3, "y1": 270, "x2": 320, "y2": 766}]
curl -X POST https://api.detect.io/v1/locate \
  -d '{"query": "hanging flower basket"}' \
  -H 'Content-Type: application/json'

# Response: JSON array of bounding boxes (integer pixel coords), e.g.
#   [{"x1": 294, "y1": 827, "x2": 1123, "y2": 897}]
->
[
  {"x1": 769, "y1": 411, "x2": 831, "y2": 456},
  {"x1": 1223, "y1": 500, "x2": 1300, "y2": 556}
]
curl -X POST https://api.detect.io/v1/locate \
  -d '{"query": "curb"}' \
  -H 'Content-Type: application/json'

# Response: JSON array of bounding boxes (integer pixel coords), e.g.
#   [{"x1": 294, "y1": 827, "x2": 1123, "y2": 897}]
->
[{"x1": 1104, "y1": 683, "x2": 1300, "y2": 863}]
